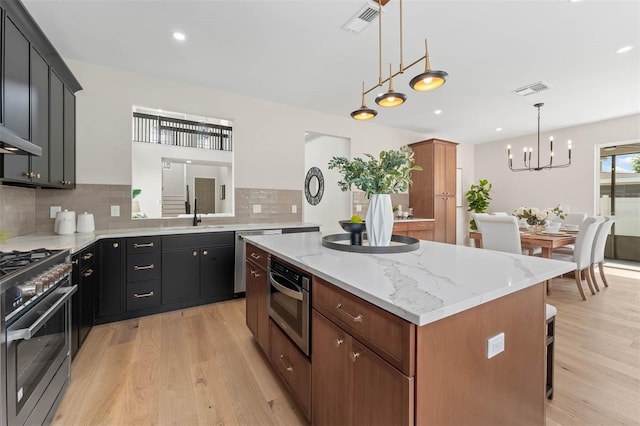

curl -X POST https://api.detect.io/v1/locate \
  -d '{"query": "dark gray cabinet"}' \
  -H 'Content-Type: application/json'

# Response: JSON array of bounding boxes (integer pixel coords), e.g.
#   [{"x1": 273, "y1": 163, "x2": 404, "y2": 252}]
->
[
  {"x1": 98, "y1": 238, "x2": 125, "y2": 320},
  {"x1": 162, "y1": 232, "x2": 235, "y2": 306},
  {"x1": 3, "y1": 15, "x2": 29, "y2": 140},
  {"x1": 125, "y1": 236, "x2": 161, "y2": 311},
  {"x1": 72, "y1": 243, "x2": 96, "y2": 358},
  {"x1": 0, "y1": 0, "x2": 81, "y2": 188}
]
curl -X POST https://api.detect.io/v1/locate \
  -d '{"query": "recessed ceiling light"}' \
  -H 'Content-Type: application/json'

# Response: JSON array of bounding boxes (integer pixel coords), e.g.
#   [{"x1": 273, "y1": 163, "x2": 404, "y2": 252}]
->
[
  {"x1": 496, "y1": 127, "x2": 503, "y2": 132},
  {"x1": 173, "y1": 32, "x2": 186, "y2": 41},
  {"x1": 616, "y1": 45, "x2": 633, "y2": 54},
  {"x1": 434, "y1": 110, "x2": 442, "y2": 115}
]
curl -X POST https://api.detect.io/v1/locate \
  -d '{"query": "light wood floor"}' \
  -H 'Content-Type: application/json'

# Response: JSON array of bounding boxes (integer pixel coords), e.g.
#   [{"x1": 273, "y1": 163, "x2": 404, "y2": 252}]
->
[{"x1": 52, "y1": 267, "x2": 640, "y2": 426}]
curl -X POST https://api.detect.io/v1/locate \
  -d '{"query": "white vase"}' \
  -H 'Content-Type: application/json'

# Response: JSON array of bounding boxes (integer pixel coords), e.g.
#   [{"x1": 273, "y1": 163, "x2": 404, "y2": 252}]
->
[{"x1": 365, "y1": 194, "x2": 393, "y2": 246}]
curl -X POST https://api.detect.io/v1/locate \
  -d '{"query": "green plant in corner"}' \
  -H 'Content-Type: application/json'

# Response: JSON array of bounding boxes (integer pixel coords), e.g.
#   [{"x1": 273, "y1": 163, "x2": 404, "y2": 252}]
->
[
  {"x1": 327, "y1": 146, "x2": 422, "y2": 198},
  {"x1": 465, "y1": 179, "x2": 493, "y2": 230}
]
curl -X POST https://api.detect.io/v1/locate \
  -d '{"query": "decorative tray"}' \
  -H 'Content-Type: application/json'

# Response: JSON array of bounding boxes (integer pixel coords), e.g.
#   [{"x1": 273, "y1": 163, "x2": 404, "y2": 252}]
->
[{"x1": 322, "y1": 233, "x2": 420, "y2": 253}]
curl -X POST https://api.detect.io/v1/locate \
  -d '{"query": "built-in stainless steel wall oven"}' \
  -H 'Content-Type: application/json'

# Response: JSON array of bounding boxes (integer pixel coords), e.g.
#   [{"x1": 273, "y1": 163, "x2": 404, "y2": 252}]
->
[
  {"x1": 267, "y1": 257, "x2": 311, "y2": 356},
  {"x1": 1, "y1": 249, "x2": 75, "y2": 426}
]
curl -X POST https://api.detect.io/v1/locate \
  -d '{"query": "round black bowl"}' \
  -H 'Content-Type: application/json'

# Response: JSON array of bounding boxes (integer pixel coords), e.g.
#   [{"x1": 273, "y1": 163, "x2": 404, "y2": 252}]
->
[{"x1": 339, "y1": 220, "x2": 366, "y2": 245}]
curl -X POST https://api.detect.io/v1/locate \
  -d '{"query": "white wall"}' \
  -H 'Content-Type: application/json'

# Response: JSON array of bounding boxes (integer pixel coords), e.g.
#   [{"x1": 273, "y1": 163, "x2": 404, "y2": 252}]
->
[
  {"x1": 70, "y1": 60, "x2": 426, "y2": 191},
  {"x1": 304, "y1": 134, "x2": 351, "y2": 235},
  {"x1": 475, "y1": 114, "x2": 640, "y2": 218}
]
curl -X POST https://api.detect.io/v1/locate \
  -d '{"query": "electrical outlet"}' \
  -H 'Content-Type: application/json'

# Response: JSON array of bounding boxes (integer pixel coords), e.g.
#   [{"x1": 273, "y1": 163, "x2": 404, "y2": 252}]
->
[
  {"x1": 50, "y1": 206, "x2": 62, "y2": 219},
  {"x1": 253, "y1": 204, "x2": 261, "y2": 214},
  {"x1": 111, "y1": 205, "x2": 120, "y2": 217},
  {"x1": 292, "y1": 204, "x2": 297, "y2": 214},
  {"x1": 487, "y1": 332, "x2": 505, "y2": 359},
  {"x1": 356, "y1": 204, "x2": 362, "y2": 212}
]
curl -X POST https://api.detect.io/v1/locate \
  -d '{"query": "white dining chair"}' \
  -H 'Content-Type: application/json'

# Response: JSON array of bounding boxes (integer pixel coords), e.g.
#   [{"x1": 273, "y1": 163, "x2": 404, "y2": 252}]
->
[
  {"x1": 474, "y1": 214, "x2": 532, "y2": 255},
  {"x1": 559, "y1": 212, "x2": 587, "y2": 228},
  {"x1": 491, "y1": 212, "x2": 509, "y2": 216},
  {"x1": 590, "y1": 216, "x2": 616, "y2": 291},
  {"x1": 552, "y1": 216, "x2": 604, "y2": 300}
]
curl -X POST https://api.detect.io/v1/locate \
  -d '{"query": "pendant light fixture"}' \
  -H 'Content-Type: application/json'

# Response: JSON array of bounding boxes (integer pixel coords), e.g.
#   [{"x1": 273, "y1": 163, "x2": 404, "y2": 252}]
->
[
  {"x1": 409, "y1": 39, "x2": 448, "y2": 92},
  {"x1": 375, "y1": 64, "x2": 407, "y2": 107},
  {"x1": 507, "y1": 103, "x2": 572, "y2": 172},
  {"x1": 351, "y1": 81, "x2": 378, "y2": 120},
  {"x1": 350, "y1": 0, "x2": 448, "y2": 121}
]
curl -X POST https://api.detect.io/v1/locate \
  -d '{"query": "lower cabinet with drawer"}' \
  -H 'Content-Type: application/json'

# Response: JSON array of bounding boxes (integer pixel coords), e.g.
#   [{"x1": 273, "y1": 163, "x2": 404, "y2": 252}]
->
[
  {"x1": 127, "y1": 279, "x2": 161, "y2": 311},
  {"x1": 311, "y1": 278, "x2": 415, "y2": 426},
  {"x1": 393, "y1": 219, "x2": 435, "y2": 241},
  {"x1": 71, "y1": 242, "x2": 97, "y2": 358},
  {"x1": 126, "y1": 236, "x2": 161, "y2": 312},
  {"x1": 269, "y1": 320, "x2": 311, "y2": 421}
]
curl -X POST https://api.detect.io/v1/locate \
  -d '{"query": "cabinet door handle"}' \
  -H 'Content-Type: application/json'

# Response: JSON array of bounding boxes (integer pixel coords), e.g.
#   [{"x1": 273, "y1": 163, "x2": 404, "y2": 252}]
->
[
  {"x1": 193, "y1": 251, "x2": 198, "y2": 257},
  {"x1": 133, "y1": 242, "x2": 154, "y2": 248},
  {"x1": 113, "y1": 242, "x2": 119, "y2": 248},
  {"x1": 279, "y1": 354, "x2": 294, "y2": 372},
  {"x1": 133, "y1": 291, "x2": 154, "y2": 299},
  {"x1": 72, "y1": 259, "x2": 79, "y2": 265},
  {"x1": 83, "y1": 269, "x2": 94, "y2": 278},
  {"x1": 335, "y1": 338, "x2": 344, "y2": 347},
  {"x1": 351, "y1": 352, "x2": 361, "y2": 362},
  {"x1": 250, "y1": 252, "x2": 262, "y2": 260},
  {"x1": 202, "y1": 250, "x2": 208, "y2": 256},
  {"x1": 134, "y1": 264, "x2": 155, "y2": 271},
  {"x1": 335, "y1": 303, "x2": 364, "y2": 323},
  {"x1": 82, "y1": 253, "x2": 94, "y2": 260}
]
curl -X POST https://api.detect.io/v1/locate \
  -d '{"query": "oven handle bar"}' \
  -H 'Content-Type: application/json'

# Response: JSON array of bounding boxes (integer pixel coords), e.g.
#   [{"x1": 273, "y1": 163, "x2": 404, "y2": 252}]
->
[
  {"x1": 7, "y1": 285, "x2": 77, "y2": 342},
  {"x1": 269, "y1": 271, "x2": 304, "y2": 301}
]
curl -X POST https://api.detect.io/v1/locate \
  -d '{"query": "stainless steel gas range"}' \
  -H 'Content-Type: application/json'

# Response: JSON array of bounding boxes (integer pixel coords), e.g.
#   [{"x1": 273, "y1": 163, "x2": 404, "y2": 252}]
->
[{"x1": 0, "y1": 248, "x2": 76, "y2": 426}]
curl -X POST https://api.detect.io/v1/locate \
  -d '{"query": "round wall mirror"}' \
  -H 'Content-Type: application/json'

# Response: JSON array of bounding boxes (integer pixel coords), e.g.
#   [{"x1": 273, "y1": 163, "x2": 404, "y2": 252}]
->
[{"x1": 304, "y1": 167, "x2": 324, "y2": 205}]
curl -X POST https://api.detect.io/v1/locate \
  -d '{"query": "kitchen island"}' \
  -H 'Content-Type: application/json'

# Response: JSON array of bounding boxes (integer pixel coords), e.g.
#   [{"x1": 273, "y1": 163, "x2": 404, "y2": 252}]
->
[{"x1": 245, "y1": 232, "x2": 575, "y2": 425}]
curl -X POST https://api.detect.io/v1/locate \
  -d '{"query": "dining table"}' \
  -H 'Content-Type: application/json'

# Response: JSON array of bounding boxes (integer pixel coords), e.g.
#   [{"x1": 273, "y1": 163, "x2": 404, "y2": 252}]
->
[{"x1": 468, "y1": 230, "x2": 577, "y2": 259}]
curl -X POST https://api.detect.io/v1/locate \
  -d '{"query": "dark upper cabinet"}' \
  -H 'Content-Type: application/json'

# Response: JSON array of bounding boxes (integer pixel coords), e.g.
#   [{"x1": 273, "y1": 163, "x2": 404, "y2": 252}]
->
[
  {"x1": 0, "y1": 0, "x2": 81, "y2": 188},
  {"x1": 63, "y1": 87, "x2": 75, "y2": 187},
  {"x1": 49, "y1": 72, "x2": 64, "y2": 187},
  {"x1": 3, "y1": 16, "x2": 29, "y2": 140},
  {"x1": 29, "y1": 47, "x2": 49, "y2": 184}
]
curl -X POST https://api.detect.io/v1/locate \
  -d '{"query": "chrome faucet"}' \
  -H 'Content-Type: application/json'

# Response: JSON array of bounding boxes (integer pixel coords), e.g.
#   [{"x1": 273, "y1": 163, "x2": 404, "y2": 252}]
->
[{"x1": 193, "y1": 198, "x2": 201, "y2": 226}]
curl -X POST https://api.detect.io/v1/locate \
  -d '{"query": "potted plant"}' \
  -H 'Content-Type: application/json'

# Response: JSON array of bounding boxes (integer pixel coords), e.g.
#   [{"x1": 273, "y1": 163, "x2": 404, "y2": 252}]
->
[
  {"x1": 465, "y1": 179, "x2": 492, "y2": 231},
  {"x1": 0, "y1": 229, "x2": 10, "y2": 244},
  {"x1": 328, "y1": 146, "x2": 421, "y2": 246}
]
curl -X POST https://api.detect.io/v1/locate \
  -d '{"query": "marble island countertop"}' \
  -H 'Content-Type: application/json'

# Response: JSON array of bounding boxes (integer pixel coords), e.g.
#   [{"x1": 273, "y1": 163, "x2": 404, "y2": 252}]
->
[
  {"x1": 245, "y1": 232, "x2": 576, "y2": 326},
  {"x1": 0, "y1": 222, "x2": 318, "y2": 253}
]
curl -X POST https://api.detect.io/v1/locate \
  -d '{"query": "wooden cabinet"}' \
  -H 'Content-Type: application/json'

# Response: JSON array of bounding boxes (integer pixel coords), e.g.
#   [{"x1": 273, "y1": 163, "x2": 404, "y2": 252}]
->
[
  {"x1": 245, "y1": 243, "x2": 269, "y2": 352},
  {"x1": 409, "y1": 138, "x2": 458, "y2": 244},
  {"x1": 29, "y1": 47, "x2": 49, "y2": 185},
  {"x1": 312, "y1": 310, "x2": 414, "y2": 426},
  {"x1": 97, "y1": 238, "x2": 125, "y2": 321},
  {"x1": 3, "y1": 15, "x2": 29, "y2": 140},
  {"x1": 49, "y1": 73, "x2": 76, "y2": 187},
  {"x1": 161, "y1": 232, "x2": 234, "y2": 306},
  {"x1": 393, "y1": 220, "x2": 435, "y2": 241},
  {"x1": 269, "y1": 320, "x2": 311, "y2": 420},
  {"x1": 127, "y1": 236, "x2": 161, "y2": 310},
  {"x1": 71, "y1": 243, "x2": 96, "y2": 358}
]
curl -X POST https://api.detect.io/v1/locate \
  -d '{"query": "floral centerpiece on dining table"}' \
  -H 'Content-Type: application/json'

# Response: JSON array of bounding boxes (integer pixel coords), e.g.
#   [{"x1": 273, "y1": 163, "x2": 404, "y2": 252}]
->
[{"x1": 513, "y1": 206, "x2": 565, "y2": 229}]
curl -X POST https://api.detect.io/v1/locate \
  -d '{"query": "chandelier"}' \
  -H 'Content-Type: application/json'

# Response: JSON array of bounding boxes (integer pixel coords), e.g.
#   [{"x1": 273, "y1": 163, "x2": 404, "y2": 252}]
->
[
  {"x1": 350, "y1": 0, "x2": 448, "y2": 120},
  {"x1": 508, "y1": 103, "x2": 572, "y2": 172}
]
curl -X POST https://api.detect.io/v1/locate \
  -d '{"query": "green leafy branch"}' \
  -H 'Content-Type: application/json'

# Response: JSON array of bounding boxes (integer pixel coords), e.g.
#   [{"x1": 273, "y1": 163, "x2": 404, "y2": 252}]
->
[
  {"x1": 328, "y1": 146, "x2": 422, "y2": 199},
  {"x1": 465, "y1": 179, "x2": 493, "y2": 230}
]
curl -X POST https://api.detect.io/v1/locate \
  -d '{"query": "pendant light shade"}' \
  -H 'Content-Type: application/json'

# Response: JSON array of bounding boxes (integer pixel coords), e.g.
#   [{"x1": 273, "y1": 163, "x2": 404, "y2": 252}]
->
[
  {"x1": 351, "y1": 81, "x2": 378, "y2": 120},
  {"x1": 410, "y1": 39, "x2": 448, "y2": 92},
  {"x1": 375, "y1": 64, "x2": 407, "y2": 107}
]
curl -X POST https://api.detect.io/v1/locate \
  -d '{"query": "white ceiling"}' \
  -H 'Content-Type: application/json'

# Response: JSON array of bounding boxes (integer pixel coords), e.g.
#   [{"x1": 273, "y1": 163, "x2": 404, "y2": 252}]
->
[{"x1": 22, "y1": 0, "x2": 640, "y2": 144}]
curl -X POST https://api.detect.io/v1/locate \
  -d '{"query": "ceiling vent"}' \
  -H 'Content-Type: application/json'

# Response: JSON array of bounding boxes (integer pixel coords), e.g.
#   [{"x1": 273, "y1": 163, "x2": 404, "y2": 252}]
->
[
  {"x1": 512, "y1": 81, "x2": 552, "y2": 96},
  {"x1": 342, "y1": 1, "x2": 383, "y2": 34}
]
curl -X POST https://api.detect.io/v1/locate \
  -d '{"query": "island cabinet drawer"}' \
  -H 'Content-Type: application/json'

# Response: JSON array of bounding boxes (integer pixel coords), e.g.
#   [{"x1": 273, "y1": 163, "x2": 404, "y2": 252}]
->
[
  {"x1": 407, "y1": 221, "x2": 434, "y2": 231},
  {"x1": 126, "y1": 237, "x2": 161, "y2": 254},
  {"x1": 313, "y1": 277, "x2": 415, "y2": 376},
  {"x1": 392, "y1": 222, "x2": 408, "y2": 235},
  {"x1": 246, "y1": 243, "x2": 269, "y2": 269},
  {"x1": 127, "y1": 280, "x2": 161, "y2": 311},
  {"x1": 269, "y1": 320, "x2": 311, "y2": 421},
  {"x1": 127, "y1": 253, "x2": 160, "y2": 282}
]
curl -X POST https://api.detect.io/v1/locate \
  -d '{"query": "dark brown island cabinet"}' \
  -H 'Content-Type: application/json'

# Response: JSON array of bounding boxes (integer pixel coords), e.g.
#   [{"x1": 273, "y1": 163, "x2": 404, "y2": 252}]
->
[{"x1": 246, "y1": 244, "x2": 546, "y2": 426}]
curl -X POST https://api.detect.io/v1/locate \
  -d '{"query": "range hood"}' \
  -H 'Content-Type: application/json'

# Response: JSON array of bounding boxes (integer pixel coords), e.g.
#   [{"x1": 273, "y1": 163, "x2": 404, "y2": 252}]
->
[{"x1": 0, "y1": 126, "x2": 42, "y2": 156}]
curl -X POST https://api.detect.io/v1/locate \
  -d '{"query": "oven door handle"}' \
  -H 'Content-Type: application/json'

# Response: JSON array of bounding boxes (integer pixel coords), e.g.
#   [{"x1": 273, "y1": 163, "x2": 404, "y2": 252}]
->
[
  {"x1": 7, "y1": 285, "x2": 77, "y2": 342},
  {"x1": 269, "y1": 271, "x2": 304, "y2": 301}
]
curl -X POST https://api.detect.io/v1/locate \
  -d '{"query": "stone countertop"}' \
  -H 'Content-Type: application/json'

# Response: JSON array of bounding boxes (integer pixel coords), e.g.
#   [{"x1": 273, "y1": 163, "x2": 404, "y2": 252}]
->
[
  {"x1": 0, "y1": 222, "x2": 318, "y2": 253},
  {"x1": 244, "y1": 232, "x2": 575, "y2": 326}
]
